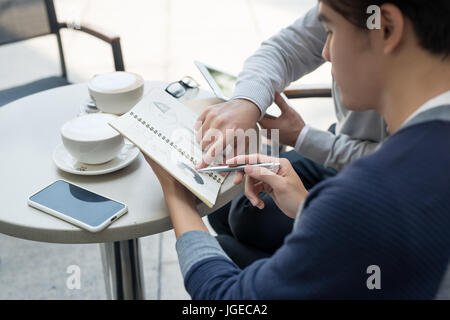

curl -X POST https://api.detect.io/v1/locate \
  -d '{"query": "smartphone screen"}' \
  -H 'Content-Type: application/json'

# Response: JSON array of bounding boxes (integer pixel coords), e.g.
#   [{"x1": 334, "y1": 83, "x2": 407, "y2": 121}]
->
[{"x1": 29, "y1": 180, "x2": 126, "y2": 228}]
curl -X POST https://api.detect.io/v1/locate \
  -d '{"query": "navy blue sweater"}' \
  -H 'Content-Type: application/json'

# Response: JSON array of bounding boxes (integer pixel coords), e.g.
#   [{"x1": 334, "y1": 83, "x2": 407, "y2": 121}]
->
[{"x1": 184, "y1": 119, "x2": 450, "y2": 299}]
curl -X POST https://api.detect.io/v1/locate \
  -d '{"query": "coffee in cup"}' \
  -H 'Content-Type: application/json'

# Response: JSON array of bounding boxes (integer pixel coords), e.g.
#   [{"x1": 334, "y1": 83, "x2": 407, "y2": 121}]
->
[
  {"x1": 61, "y1": 113, "x2": 124, "y2": 164},
  {"x1": 88, "y1": 72, "x2": 144, "y2": 115}
]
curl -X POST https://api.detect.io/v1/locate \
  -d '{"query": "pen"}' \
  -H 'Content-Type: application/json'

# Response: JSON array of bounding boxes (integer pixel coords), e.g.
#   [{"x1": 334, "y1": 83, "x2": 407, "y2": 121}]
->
[{"x1": 196, "y1": 162, "x2": 280, "y2": 173}]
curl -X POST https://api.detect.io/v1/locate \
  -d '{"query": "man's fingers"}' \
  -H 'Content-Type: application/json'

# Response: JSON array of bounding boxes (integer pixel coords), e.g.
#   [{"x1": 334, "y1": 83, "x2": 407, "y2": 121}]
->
[
  {"x1": 195, "y1": 113, "x2": 214, "y2": 145},
  {"x1": 226, "y1": 153, "x2": 279, "y2": 166},
  {"x1": 245, "y1": 175, "x2": 265, "y2": 209},
  {"x1": 196, "y1": 130, "x2": 238, "y2": 169},
  {"x1": 195, "y1": 107, "x2": 210, "y2": 131},
  {"x1": 194, "y1": 119, "x2": 203, "y2": 132},
  {"x1": 233, "y1": 171, "x2": 245, "y2": 185},
  {"x1": 274, "y1": 92, "x2": 292, "y2": 112},
  {"x1": 196, "y1": 136, "x2": 225, "y2": 169},
  {"x1": 261, "y1": 114, "x2": 278, "y2": 121},
  {"x1": 258, "y1": 114, "x2": 280, "y2": 130},
  {"x1": 200, "y1": 129, "x2": 218, "y2": 150},
  {"x1": 195, "y1": 124, "x2": 203, "y2": 144},
  {"x1": 244, "y1": 165, "x2": 281, "y2": 189}
]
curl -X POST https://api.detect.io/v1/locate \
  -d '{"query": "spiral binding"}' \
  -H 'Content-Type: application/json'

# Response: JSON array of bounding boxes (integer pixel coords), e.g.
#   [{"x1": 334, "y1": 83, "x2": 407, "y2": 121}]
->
[{"x1": 129, "y1": 111, "x2": 222, "y2": 183}]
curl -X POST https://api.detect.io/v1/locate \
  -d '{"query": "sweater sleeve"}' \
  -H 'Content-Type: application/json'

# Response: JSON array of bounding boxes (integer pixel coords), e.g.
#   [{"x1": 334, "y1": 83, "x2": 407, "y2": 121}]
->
[
  {"x1": 231, "y1": 4, "x2": 326, "y2": 118},
  {"x1": 295, "y1": 126, "x2": 381, "y2": 171},
  {"x1": 175, "y1": 230, "x2": 233, "y2": 278},
  {"x1": 179, "y1": 172, "x2": 397, "y2": 299},
  {"x1": 294, "y1": 81, "x2": 384, "y2": 171}
]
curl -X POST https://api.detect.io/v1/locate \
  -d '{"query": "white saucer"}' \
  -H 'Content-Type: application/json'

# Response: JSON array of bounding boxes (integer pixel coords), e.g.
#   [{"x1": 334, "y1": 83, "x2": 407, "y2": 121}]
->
[{"x1": 53, "y1": 142, "x2": 140, "y2": 175}]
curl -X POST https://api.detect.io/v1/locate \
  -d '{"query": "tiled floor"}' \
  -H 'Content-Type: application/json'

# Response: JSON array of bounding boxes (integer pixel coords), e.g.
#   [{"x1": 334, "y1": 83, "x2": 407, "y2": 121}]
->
[{"x1": 0, "y1": 0, "x2": 335, "y2": 299}]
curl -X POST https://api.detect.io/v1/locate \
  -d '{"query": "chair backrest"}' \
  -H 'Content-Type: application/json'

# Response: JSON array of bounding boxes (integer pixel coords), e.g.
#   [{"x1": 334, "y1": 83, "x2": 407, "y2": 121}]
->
[{"x1": 0, "y1": 0, "x2": 58, "y2": 46}]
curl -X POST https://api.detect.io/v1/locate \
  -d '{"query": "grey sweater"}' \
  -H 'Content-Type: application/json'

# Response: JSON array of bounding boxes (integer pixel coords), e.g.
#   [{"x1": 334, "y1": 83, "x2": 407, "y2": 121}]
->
[{"x1": 231, "y1": 4, "x2": 389, "y2": 171}]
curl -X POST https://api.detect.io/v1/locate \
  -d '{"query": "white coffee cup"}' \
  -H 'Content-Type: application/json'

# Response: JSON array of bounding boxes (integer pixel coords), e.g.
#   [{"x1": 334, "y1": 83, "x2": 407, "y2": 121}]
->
[
  {"x1": 61, "y1": 113, "x2": 124, "y2": 164},
  {"x1": 88, "y1": 71, "x2": 144, "y2": 115}
]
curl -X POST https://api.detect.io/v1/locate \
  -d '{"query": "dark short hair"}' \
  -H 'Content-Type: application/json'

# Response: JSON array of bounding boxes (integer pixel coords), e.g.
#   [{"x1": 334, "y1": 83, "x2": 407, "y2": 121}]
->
[{"x1": 319, "y1": 0, "x2": 450, "y2": 57}]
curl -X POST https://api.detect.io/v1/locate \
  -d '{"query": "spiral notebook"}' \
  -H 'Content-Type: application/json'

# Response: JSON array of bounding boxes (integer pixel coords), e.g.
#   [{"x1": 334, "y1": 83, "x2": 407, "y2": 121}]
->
[{"x1": 108, "y1": 87, "x2": 225, "y2": 208}]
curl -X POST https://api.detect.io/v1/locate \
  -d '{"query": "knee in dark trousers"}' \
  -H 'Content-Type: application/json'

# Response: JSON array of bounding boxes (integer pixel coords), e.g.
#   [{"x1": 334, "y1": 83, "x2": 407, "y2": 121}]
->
[
  {"x1": 207, "y1": 202, "x2": 232, "y2": 236},
  {"x1": 228, "y1": 192, "x2": 294, "y2": 254}
]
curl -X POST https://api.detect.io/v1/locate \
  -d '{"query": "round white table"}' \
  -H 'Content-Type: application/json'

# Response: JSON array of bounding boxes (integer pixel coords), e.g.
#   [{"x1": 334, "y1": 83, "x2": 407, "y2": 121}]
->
[{"x1": 0, "y1": 81, "x2": 243, "y2": 299}]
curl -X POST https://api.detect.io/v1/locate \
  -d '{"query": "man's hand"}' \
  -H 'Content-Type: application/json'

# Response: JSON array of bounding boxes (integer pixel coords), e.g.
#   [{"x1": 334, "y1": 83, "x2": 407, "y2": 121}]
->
[
  {"x1": 259, "y1": 92, "x2": 306, "y2": 147},
  {"x1": 144, "y1": 154, "x2": 208, "y2": 238},
  {"x1": 143, "y1": 154, "x2": 197, "y2": 207},
  {"x1": 194, "y1": 98, "x2": 261, "y2": 169},
  {"x1": 227, "y1": 154, "x2": 308, "y2": 219}
]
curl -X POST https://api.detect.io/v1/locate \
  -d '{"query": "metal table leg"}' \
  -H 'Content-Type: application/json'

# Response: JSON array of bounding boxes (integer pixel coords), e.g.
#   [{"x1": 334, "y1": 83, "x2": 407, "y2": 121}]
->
[{"x1": 100, "y1": 239, "x2": 145, "y2": 300}]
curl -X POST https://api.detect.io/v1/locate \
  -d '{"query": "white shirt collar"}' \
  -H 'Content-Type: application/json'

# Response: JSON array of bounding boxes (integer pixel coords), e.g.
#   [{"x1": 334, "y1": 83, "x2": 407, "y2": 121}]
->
[{"x1": 402, "y1": 90, "x2": 450, "y2": 127}]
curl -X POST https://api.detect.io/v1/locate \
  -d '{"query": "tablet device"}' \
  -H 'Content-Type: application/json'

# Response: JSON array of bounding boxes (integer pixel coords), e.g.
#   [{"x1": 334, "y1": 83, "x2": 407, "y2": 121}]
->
[
  {"x1": 195, "y1": 61, "x2": 237, "y2": 101},
  {"x1": 195, "y1": 60, "x2": 282, "y2": 116}
]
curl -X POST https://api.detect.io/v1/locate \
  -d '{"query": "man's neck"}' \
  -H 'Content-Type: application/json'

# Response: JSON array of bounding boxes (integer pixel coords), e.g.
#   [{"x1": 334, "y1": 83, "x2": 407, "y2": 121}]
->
[{"x1": 379, "y1": 55, "x2": 450, "y2": 134}]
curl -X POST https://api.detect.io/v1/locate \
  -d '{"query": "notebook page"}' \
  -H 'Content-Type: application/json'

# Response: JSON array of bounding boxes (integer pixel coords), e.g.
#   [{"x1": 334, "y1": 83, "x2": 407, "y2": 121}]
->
[{"x1": 109, "y1": 87, "x2": 224, "y2": 207}]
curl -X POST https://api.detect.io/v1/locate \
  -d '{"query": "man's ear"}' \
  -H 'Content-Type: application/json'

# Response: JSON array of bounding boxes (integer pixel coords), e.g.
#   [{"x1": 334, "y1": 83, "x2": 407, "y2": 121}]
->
[{"x1": 380, "y1": 3, "x2": 405, "y2": 55}]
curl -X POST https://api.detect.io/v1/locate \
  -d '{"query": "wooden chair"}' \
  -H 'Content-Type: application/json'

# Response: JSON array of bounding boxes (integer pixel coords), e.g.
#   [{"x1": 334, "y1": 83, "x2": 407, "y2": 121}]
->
[
  {"x1": 0, "y1": 0, "x2": 125, "y2": 107},
  {"x1": 283, "y1": 82, "x2": 331, "y2": 99}
]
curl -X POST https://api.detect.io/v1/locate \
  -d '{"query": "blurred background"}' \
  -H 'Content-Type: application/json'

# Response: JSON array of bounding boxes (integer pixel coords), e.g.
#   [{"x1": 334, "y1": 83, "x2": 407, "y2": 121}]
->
[{"x1": 0, "y1": 0, "x2": 335, "y2": 299}]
